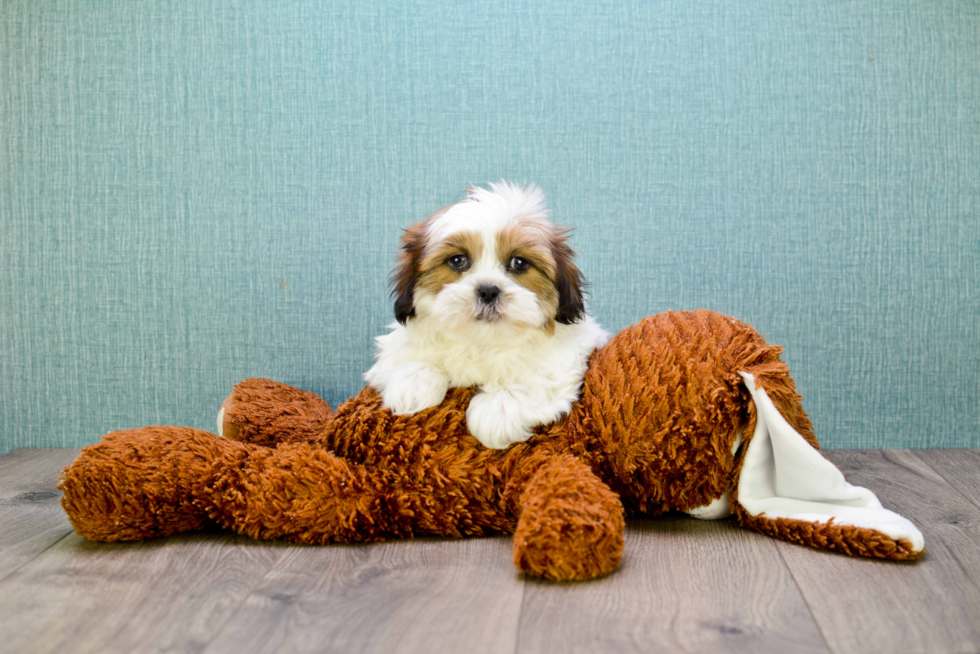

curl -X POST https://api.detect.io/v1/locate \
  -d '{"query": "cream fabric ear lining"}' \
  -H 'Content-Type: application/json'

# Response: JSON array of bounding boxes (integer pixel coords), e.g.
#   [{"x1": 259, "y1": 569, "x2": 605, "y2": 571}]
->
[{"x1": 736, "y1": 372, "x2": 924, "y2": 553}]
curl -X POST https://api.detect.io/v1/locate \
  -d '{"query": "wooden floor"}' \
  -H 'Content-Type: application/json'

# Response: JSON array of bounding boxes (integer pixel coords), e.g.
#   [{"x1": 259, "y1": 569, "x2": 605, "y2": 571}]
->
[{"x1": 0, "y1": 449, "x2": 978, "y2": 654}]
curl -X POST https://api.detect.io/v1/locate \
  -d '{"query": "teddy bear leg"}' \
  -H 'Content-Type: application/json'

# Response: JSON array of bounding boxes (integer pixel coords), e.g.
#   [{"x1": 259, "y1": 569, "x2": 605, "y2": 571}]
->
[
  {"x1": 217, "y1": 378, "x2": 334, "y2": 447},
  {"x1": 509, "y1": 454, "x2": 625, "y2": 581},
  {"x1": 59, "y1": 427, "x2": 248, "y2": 542},
  {"x1": 205, "y1": 441, "x2": 400, "y2": 544}
]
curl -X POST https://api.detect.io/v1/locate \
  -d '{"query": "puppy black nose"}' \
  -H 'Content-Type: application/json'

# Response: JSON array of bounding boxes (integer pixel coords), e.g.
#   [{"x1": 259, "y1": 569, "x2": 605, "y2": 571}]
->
[{"x1": 477, "y1": 284, "x2": 500, "y2": 303}]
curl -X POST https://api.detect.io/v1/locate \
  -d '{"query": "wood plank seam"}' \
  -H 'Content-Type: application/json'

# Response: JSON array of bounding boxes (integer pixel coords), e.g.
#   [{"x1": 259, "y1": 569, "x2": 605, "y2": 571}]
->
[
  {"x1": 770, "y1": 540, "x2": 835, "y2": 653},
  {"x1": 509, "y1": 574, "x2": 528, "y2": 654},
  {"x1": 0, "y1": 529, "x2": 74, "y2": 586},
  {"x1": 913, "y1": 451, "x2": 980, "y2": 513},
  {"x1": 195, "y1": 549, "x2": 293, "y2": 653}
]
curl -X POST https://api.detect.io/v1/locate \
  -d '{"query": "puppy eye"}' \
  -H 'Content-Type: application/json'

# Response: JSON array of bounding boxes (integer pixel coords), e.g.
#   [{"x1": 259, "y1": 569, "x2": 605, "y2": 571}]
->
[
  {"x1": 447, "y1": 254, "x2": 470, "y2": 271},
  {"x1": 508, "y1": 256, "x2": 530, "y2": 273}
]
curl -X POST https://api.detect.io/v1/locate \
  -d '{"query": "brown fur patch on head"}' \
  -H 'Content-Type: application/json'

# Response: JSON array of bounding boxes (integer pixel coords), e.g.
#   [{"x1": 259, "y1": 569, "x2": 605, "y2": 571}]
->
[
  {"x1": 415, "y1": 231, "x2": 484, "y2": 296},
  {"x1": 496, "y1": 226, "x2": 560, "y2": 331},
  {"x1": 496, "y1": 224, "x2": 585, "y2": 327},
  {"x1": 495, "y1": 226, "x2": 557, "y2": 276},
  {"x1": 392, "y1": 205, "x2": 458, "y2": 323}
]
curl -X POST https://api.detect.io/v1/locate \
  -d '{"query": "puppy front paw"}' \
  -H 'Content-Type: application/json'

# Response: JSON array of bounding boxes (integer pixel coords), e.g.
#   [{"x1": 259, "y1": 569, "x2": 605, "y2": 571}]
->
[
  {"x1": 466, "y1": 390, "x2": 533, "y2": 449},
  {"x1": 378, "y1": 363, "x2": 449, "y2": 415}
]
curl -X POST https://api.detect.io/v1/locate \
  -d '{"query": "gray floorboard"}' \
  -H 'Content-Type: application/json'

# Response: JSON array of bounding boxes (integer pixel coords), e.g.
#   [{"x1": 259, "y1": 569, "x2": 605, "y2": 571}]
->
[
  {"x1": 916, "y1": 448, "x2": 980, "y2": 511},
  {"x1": 0, "y1": 532, "x2": 289, "y2": 653},
  {"x1": 0, "y1": 448, "x2": 977, "y2": 654},
  {"x1": 516, "y1": 516, "x2": 829, "y2": 654},
  {"x1": 0, "y1": 448, "x2": 79, "y2": 583},
  {"x1": 777, "y1": 450, "x2": 980, "y2": 654},
  {"x1": 0, "y1": 448, "x2": 290, "y2": 653},
  {"x1": 203, "y1": 537, "x2": 524, "y2": 654}
]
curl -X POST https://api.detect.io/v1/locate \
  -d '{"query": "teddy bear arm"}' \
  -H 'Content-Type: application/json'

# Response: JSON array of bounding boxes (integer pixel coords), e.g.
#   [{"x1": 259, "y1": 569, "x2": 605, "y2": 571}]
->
[
  {"x1": 204, "y1": 441, "x2": 409, "y2": 543},
  {"x1": 218, "y1": 378, "x2": 334, "y2": 447},
  {"x1": 508, "y1": 452, "x2": 626, "y2": 581},
  {"x1": 61, "y1": 425, "x2": 431, "y2": 545},
  {"x1": 60, "y1": 427, "x2": 247, "y2": 542}
]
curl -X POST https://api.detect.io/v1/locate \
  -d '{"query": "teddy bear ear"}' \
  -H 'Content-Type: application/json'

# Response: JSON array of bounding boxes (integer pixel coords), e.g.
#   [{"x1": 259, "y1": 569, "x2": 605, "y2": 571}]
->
[
  {"x1": 390, "y1": 222, "x2": 428, "y2": 324},
  {"x1": 734, "y1": 371, "x2": 925, "y2": 560}
]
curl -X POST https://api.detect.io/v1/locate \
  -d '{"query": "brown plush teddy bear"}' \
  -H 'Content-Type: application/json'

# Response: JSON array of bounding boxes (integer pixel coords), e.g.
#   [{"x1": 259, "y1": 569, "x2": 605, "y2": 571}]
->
[{"x1": 59, "y1": 310, "x2": 924, "y2": 581}]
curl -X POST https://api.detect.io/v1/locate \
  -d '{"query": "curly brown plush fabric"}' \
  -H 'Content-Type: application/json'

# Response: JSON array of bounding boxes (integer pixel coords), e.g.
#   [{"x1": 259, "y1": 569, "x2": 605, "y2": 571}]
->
[
  {"x1": 733, "y1": 506, "x2": 922, "y2": 560},
  {"x1": 59, "y1": 310, "x2": 922, "y2": 581}
]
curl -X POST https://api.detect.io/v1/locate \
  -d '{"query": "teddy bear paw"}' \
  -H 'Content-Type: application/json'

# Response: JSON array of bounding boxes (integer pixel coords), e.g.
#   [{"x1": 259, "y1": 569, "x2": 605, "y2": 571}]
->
[
  {"x1": 217, "y1": 393, "x2": 240, "y2": 440},
  {"x1": 215, "y1": 379, "x2": 335, "y2": 446}
]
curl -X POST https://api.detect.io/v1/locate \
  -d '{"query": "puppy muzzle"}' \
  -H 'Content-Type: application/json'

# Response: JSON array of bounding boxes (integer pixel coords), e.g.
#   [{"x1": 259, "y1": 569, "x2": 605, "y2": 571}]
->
[{"x1": 475, "y1": 284, "x2": 503, "y2": 322}]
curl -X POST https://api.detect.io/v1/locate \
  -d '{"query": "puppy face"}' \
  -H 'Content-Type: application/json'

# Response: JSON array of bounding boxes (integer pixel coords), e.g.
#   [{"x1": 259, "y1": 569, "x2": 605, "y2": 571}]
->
[{"x1": 391, "y1": 183, "x2": 585, "y2": 335}]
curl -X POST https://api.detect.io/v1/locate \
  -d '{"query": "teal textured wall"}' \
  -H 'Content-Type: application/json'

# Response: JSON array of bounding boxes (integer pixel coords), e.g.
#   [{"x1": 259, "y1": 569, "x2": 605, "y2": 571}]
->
[{"x1": 2, "y1": 1, "x2": 978, "y2": 454}]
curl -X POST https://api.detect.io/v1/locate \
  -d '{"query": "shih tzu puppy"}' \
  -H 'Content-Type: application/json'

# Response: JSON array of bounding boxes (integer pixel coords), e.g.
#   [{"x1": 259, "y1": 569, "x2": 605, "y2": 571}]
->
[{"x1": 364, "y1": 182, "x2": 610, "y2": 449}]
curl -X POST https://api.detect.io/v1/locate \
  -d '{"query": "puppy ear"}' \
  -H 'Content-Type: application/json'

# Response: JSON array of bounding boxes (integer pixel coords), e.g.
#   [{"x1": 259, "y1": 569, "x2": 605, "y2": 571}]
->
[
  {"x1": 391, "y1": 222, "x2": 427, "y2": 324},
  {"x1": 552, "y1": 232, "x2": 586, "y2": 324}
]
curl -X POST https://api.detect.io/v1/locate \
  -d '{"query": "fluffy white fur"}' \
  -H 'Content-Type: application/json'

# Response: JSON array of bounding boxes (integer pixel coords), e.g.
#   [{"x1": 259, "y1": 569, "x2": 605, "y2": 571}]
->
[{"x1": 364, "y1": 182, "x2": 610, "y2": 449}]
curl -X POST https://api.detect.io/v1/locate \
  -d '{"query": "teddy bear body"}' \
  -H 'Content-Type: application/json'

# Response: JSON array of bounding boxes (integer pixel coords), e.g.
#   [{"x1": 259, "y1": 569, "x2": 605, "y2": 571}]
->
[{"x1": 60, "y1": 310, "x2": 919, "y2": 581}]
